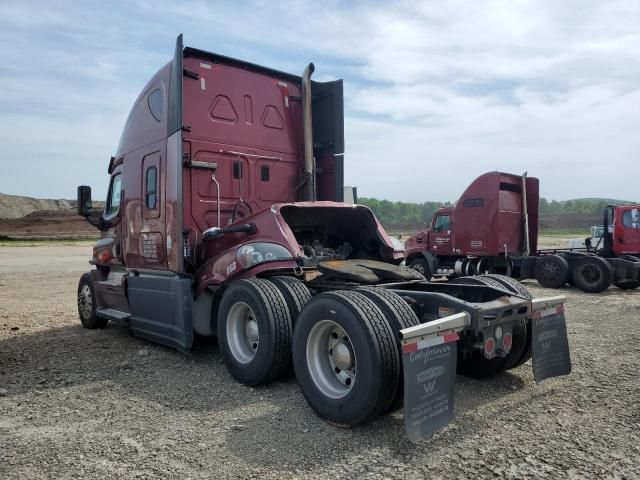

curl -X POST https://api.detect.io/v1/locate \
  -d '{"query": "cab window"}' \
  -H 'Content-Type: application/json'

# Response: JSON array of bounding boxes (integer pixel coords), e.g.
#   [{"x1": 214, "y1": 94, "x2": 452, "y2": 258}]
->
[
  {"x1": 623, "y1": 209, "x2": 639, "y2": 228},
  {"x1": 145, "y1": 167, "x2": 157, "y2": 209},
  {"x1": 106, "y1": 173, "x2": 122, "y2": 217},
  {"x1": 463, "y1": 198, "x2": 484, "y2": 208},
  {"x1": 148, "y1": 89, "x2": 163, "y2": 122},
  {"x1": 433, "y1": 215, "x2": 451, "y2": 233}
]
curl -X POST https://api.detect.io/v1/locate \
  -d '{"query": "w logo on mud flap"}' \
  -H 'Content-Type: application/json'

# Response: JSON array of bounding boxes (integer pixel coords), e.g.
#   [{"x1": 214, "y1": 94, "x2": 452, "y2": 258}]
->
[
  {"x1": 541, "y1": 341, "x2": 552, "y2": 351},
  {"x1": 423, "y1": 380, "x2": 436, "y2": 394}
]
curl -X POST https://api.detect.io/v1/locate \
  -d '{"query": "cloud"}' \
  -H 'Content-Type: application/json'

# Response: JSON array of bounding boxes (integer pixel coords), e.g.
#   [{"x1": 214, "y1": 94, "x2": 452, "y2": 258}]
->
[{"x1": 0, "y1": 0, "x2": 638, "y2": 202}]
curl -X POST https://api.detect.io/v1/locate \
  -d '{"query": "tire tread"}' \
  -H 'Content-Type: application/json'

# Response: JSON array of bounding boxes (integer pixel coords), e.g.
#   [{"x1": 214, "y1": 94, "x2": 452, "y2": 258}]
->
[
  {"x1": 355, "y1": 287, "x2": 419, "y2": 411},
  {"x1": 219, "y1": 278, "x2": 292, "y2": 385},
  {"x1": 319, "y1": 290, "x2": 400, "y2": 424}
]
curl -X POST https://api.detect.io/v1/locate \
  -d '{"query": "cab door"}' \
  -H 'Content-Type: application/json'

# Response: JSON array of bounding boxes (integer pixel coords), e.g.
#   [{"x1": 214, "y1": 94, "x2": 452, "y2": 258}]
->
[
  {"x1": 615, "y1": 207, "x2": 640, "y2": 255},
  {"x1": 429, "y1": 214, "x2": 453, "y2": 255}
]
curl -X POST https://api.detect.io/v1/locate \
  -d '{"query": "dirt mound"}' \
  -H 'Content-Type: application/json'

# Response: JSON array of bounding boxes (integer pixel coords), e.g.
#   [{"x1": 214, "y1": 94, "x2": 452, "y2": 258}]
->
[
  {"x1": 0, "y1": 210, "x2": 99, "y2": 239},
  {"x1": 0, "y1": 193, "x2": 74, "y2": 219}
]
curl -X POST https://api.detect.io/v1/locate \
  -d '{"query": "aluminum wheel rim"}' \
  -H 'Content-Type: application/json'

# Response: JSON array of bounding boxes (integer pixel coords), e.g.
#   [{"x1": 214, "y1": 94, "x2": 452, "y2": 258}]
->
[
  {"x1": 226, "y1": 302, "x2": 259, "y2": 364},
  {"x1": 306, "y1": 320, "x2": 356, "y2": 399},
  {"x1": 78, "y1": 284, "x2": 92, "y2": 320}
]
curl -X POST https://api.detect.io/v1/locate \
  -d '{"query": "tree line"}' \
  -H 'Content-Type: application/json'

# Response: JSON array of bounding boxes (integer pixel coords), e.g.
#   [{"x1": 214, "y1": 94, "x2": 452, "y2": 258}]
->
[{"x1": 358, "y1": 197, "x2": 634, "y2": 231}]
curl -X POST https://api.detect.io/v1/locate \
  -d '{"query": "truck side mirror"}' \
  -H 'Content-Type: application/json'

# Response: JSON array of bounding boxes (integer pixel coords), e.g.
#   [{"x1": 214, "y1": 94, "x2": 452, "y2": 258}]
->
[{"x1": 77, "y1": 185, "x2": 92, "y2": 217}]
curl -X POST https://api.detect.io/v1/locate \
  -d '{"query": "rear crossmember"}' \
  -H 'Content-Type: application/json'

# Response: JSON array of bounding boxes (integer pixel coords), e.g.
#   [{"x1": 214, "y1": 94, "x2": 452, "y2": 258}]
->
[{"x1": 399, "y1": 295, "x2": 569, "y2": 442}]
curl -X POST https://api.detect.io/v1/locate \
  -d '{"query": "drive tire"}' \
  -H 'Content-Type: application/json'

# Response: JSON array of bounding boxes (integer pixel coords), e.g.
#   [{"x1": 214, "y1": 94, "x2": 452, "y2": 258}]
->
[
  {"x1": 293, "y1": 291, "x2": 400, "y2": 427},
  {"x1": 407, "y1": 258, "x2": 431, "y2": 280},
  {"x1": 479, "y1": 275, "x2": 534, "y2": 370},
  {"x1": 268, "y1": 276, "x2": 312, "y2": 325},
  {"x1": 571, "y1": 257, "x2": 613, "y2": 293},
  {"x1": 77, "y1": 273, "x2": 107, "y2": 329},
  {"x1": 456, "y1": 275, "x2": 528, "y2": 376},
  {"x1": 457, "y1": 351, "x2": 508, "y2": 378},
  {"x1": 355, "y1": 287, "x2": 420, "y2": 411},
  {"x1": 450, "y1": 276, "x2": 509, "y2": 378},
  {"x1": 217, "y1": 278, "x2": 292, "y2": 386},
  {"x1": 479, "y1": 274, "x2": 532, "y2": 299},
  {"x1": 535, "y1": 255, "x2": 570, "y2": 289},
  {"x1": 454, "y1": 275, "x2": 507, "y2": 290}
]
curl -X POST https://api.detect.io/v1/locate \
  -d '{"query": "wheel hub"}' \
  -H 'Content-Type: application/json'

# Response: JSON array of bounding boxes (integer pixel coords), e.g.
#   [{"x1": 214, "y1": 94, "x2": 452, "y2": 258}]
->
[
  {"x1": 331, "y1": 342, "x2": 353, "y2": 371},
  {"x1": 245, "y1": 319, "x2": 259, "y2": 344},
  {"x1": 306, "y1": 320, "x2": 357, "y2": 399},
  {"x1": 227, "y1": 302, "x2": 260, "y2": 364}
]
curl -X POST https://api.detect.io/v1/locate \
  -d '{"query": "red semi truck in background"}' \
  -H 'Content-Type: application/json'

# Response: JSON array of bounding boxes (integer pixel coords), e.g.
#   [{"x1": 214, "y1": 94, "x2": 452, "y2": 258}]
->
[
  {"x1": 75, "y1": 36, "x2": 571, "y2": 440},
  {"x1": 404, "y1": 172, "x2": 640, "y2": 293}
]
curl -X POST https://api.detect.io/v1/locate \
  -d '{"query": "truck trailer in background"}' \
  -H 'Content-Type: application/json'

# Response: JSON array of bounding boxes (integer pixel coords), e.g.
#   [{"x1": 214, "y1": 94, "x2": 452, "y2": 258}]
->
[{"x1": 404, "y1": 172, "x2": 640, "y2": 293}]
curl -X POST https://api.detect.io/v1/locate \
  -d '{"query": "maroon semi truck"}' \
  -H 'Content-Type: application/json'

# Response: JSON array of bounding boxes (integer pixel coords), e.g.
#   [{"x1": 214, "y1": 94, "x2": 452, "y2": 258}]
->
[
  {"x1": 76, "y1": 36, "x2": 571, "y2": 440},
  {"x1": 404, "y1": 171, "x2": 640, "y2": 293}
]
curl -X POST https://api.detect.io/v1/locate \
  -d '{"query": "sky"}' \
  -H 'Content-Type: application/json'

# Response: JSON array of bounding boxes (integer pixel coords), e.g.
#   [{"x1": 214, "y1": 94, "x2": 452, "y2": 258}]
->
[{"x1": 0, "y1": 0, "x2": 638, "y2": 202}]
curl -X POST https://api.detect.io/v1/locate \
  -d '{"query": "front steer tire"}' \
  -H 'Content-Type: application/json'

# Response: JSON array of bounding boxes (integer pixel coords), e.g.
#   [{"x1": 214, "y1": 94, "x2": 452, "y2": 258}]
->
[
  {"x1": 614, "y1": 256, "x2": 640, "y2": 290},
  {"x1": 77, "y1": 273, "x2": 107, "y2": 329},
  {"x1": 293, "y1": 291, "x2": 400, "y2": 427},
  {"x1": 614, "y1": 280, "x2": 640, "y2": 290},
  {"x1": 407, "y1": 258, "x2": 431, "y2": 280},
  {"x1": 217, "y1": 278, "x2": 292, "y2": 386}
]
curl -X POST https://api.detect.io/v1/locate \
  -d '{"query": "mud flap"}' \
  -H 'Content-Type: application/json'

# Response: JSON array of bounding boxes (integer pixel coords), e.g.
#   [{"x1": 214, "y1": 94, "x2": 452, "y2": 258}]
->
[
  {"x1": 127, "y1": 273, "x2": 194, "y2": 353},
  {"x1": 400, "y1": 312, "x2": 470, "y2": 442},
  {"x1": 531, "y1": 296, "x2": 571, "y2": 382}
]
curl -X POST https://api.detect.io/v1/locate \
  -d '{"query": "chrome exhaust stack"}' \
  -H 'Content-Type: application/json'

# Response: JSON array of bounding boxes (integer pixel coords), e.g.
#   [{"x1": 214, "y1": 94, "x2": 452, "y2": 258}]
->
[{"x1": 301, "y1": 63, "x2": 316, "y2": 201}]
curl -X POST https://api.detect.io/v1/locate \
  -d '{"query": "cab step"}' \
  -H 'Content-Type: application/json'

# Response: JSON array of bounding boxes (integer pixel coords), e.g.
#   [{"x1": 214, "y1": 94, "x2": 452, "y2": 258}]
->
[{"x1": 96, "y1": 307, "x2": 131, "y2": 322}]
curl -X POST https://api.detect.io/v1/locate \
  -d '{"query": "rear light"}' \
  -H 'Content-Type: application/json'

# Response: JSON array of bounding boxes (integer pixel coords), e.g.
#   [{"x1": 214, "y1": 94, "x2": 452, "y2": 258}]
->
[
  {"x1": 94, "y1": 247, "x2": 112, "y2": 264},
  {"x1": 502, "y1": 333, "x2": 513, "y2": 352},
  {"x1": 483, "y1": 337, "x2": 495, "y2": 358}
]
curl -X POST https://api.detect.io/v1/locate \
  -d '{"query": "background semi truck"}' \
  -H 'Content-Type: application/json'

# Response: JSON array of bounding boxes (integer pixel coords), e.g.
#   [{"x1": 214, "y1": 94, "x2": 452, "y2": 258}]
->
[
  {"x1": 404, "y1": 172, "x2": 640, "y2": 293},
  {"x1": 567, "y1": 224, "x2": 612, "y2": 249},
  {"x1": 76, "y1": 36, "x2": 570, "y2": 439}
]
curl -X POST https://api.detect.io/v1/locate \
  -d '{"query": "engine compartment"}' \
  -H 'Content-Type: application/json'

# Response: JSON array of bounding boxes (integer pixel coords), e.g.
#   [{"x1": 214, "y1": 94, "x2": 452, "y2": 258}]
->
[{"x1": 280, "y1": 205, "x2": 393, "y2": 267}]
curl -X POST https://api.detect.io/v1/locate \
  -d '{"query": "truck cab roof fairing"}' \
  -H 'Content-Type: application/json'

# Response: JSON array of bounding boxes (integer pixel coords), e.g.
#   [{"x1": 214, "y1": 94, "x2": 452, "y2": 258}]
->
[{"x1": 168, "y1": 34, "x2": 183, "y2": 136}]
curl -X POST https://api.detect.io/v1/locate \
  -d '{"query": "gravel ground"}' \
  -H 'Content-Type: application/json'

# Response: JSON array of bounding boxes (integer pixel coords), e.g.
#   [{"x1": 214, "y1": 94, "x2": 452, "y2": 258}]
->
[{"x1": 1, "y1": 245, "x2": 639, "y2": 479}]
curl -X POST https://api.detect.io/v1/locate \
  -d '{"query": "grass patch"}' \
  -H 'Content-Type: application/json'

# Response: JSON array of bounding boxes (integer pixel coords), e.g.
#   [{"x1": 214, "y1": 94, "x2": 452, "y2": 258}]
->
[
  {"x1": 0, "y1": 235, "x2": 97, "y2": 247},
  {"x1": 539, "y1": 230, "x2": 588, "y2": 237}
]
